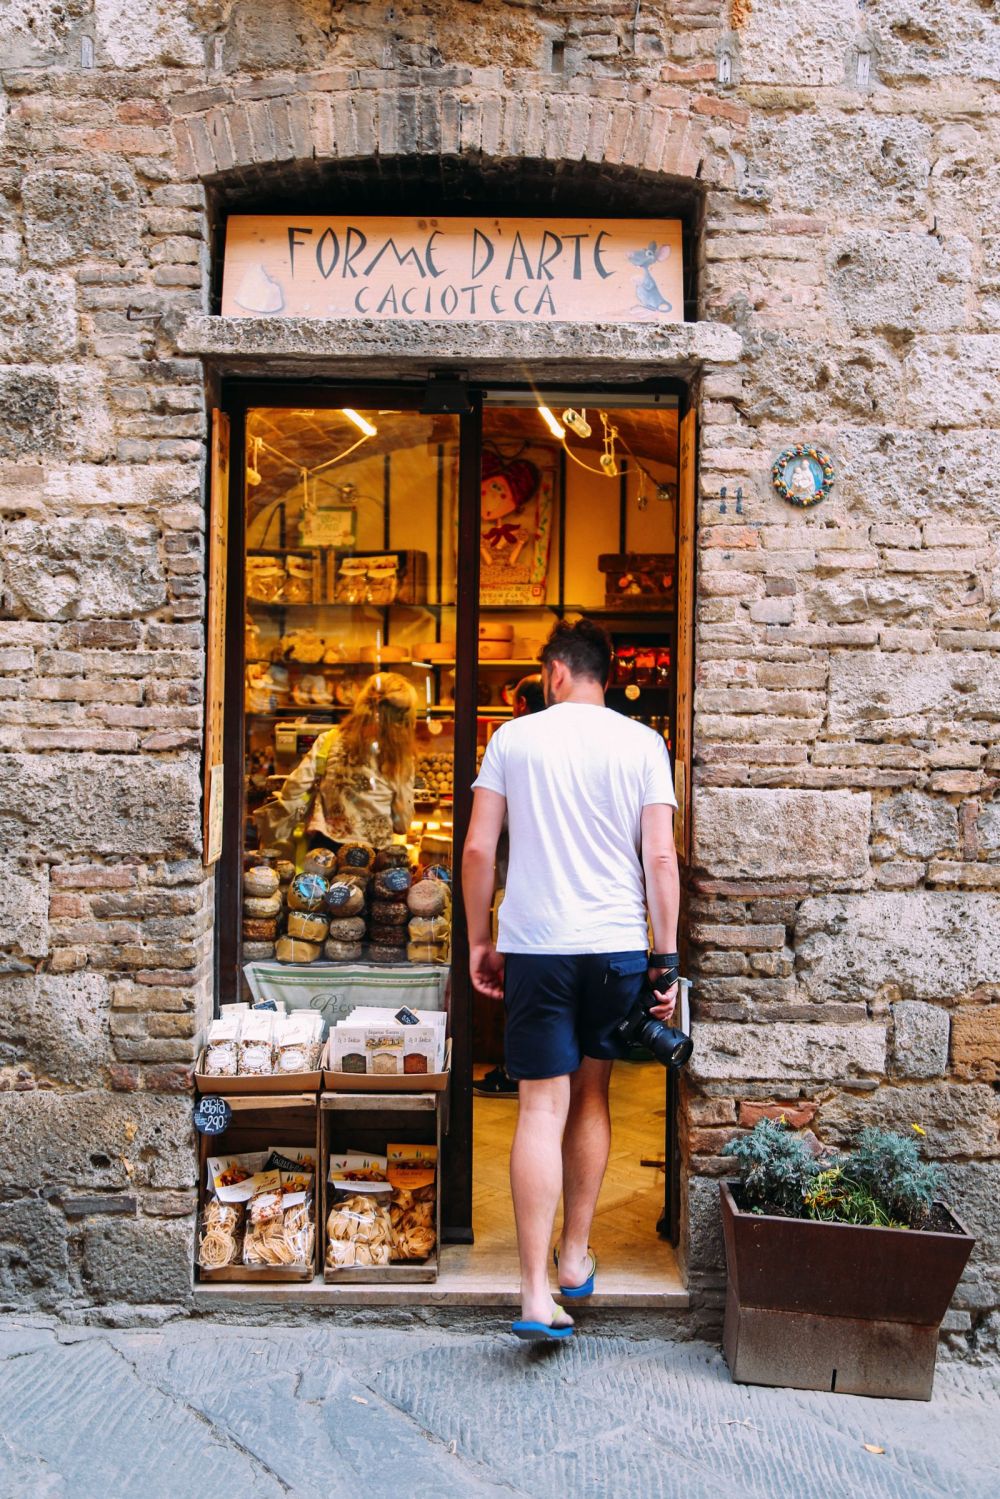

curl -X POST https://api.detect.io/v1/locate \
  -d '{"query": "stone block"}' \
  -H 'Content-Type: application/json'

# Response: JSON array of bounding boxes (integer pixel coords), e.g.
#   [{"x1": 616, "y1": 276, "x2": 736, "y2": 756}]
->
[
  {"x1": 819, "y1": 1082, "x2": 999, "y2": 1159},
  {"x1": 0, "y1": 1092, "x2": 196, "y2": 1191},
  {"x1": 873, "y1": 792, "x2": 958, "y2": 859},
  {"x1": 684, "y1": 1174, "x2": 725, "y2": 1274},
  {"x1": 940, "y1": 1160, "x2": 1000, "y2": 1255},
  {"x1": 0, "y1": 372, "x2": 61, "y2": 460},
  {"x1": 746, "y1": 113, "x2": 931, "y2": 216},
  {"x1": 689, "y1": 1022, "x2": 885, "y2": 1082},
  {"x1": 889, "y1": 1000, "x2": 950, "y2": 1079},
  {"x1": 0, "y1": 1197, "x2": 70, "y2": 1309},
  {"x1": 81, "y1": 1215, "x2": 193, "y2": 1303},
  {"x1": 905, "y1": 336, "x2": 1000, "y2": 427},
  {"x1": 837, "y1": 428, "x2": 1000, "y2": 525},
  {"x1": 23, "y1": 167, "x2": 140, "y2": 267},
  {"x1": 736, "y1": 0, "x2": 858, "y2": 87},
  {"x1": 693, "y1": 789, "x2": 870, "y2": 882},
  {"x1": 1, "y1": 518, "x2": 165, "y2": 620},
  {"x1": 796, "y1": 894, "x2": 1000, "y2": 1005},
  {"x1": 0, "y1": 269, "x2": 78, "y2": 360},
  {"x1": 0, "y1": 973, "x2": 110, "y2": 1086},
  {"x1": 0, "y1": 858, "x2": 48, "y2": 958},
  {"x1": 829, "y1": 231, "x2": 971, "y2": 334},
  {"x1": 828, "y1": 653, "x2": 1000, "y2": 736},
  {"x1": 951, "y1": 1008, "x2": 1000, "y2": 1082},
  {"x1": 979, "y1": 801, "x2": 1000, "y2": 855}
]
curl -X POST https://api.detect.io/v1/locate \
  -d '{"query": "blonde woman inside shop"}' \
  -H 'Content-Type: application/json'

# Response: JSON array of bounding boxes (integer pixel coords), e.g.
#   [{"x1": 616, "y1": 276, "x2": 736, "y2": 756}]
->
[{"x1": 256, "y1": 673, "x2": 418, "y2": 861}]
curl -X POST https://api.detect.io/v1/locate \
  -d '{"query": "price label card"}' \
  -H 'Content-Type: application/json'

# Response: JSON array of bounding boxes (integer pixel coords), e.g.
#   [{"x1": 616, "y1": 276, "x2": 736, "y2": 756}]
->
[{"x1": 194, "y1": 1095, "x2": 232, "y2": 1136}]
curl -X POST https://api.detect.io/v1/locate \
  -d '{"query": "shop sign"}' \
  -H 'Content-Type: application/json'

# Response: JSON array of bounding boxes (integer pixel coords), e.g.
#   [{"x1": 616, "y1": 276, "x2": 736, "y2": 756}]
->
[{"x1": 222, "y1": 216, "x2": 683, "y2": 324}]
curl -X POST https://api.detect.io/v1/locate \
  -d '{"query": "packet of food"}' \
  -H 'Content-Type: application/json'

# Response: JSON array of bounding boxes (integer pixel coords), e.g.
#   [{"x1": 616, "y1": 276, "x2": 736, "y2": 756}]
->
[
  {"x1": 204, "y1": 1013, "x2": 242, "y2": 1075},
  {"x1": 274, "y1": 1010, "x2": 324, "y2": 1073},
  {"x1": 197, "y1": 1196, "x2": 245, "y2": 1270},
  {"x1": 237, "y1": 1010, "x2": 275, "y2": 1075},
  {"x1": 265, "y1": 1143, "x2": 318, "y2": 1176},
  {"x1": 325, "y1": 1187, "x2": 393, "y2": 1270},
  {"x1": 387, "y1": 1143, "x2": 437, "y2": 1262},
  {"x1": 207, "y1": 1151, "x2": 268, "y2": 1203},
  {"x1": 327, "y1": 1152, "x2": 389, "y2": 1192}
]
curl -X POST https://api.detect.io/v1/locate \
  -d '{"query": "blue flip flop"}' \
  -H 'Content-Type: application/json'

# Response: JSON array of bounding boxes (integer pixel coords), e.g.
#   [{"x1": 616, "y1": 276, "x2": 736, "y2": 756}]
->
[
  {"x1": 553, "y1": 1247, "x2": 597, "y2": 1299},
  {"x1": 511, "y1": 1318, "x2": 575, "y2": 1342}
]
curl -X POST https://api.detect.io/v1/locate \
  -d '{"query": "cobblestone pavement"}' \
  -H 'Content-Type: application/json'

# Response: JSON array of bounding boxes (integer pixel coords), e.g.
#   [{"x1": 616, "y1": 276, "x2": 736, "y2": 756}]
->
[{"x1": 1, "y1": 1317, "x2": 998, "y2": 1499}]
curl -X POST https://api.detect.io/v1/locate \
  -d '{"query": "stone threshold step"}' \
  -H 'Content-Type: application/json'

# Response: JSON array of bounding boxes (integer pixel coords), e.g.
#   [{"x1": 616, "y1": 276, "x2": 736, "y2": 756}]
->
[{"x1": 194, "y1": 1281, "x2": 690, "y2": 1308}]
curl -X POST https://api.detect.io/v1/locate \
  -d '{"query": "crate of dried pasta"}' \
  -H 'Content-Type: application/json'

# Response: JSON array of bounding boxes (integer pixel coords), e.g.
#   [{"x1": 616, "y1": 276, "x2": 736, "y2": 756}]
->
[
  {"x1": 320, "y1": 1089, "x2": 441, "y2": 1283},
  {"x1": 195, "y1": 1095, "x2": 320, "y2": 1283}
]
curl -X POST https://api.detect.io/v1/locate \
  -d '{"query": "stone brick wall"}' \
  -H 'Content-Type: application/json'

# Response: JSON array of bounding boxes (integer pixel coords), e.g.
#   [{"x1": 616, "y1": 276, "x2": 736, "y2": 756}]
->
[{"x1": 0, "y1": 0, "x2": 996, "y2": 1348}]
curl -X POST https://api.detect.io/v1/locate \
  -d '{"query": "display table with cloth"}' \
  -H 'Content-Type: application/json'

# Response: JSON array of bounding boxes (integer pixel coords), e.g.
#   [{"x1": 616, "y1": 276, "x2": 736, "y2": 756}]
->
[{"x1": 243, "y1": 961, "x2": 449, "y2": 1028}]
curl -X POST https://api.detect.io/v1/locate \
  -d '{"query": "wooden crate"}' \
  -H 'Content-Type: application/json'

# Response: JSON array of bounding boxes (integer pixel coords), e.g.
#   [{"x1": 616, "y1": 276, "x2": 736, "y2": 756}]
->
[
  {"x1": 320, "y1": 1091, "x2": 443, "y2": 1285},
  {"x1": 196, "y1": 1094, "x2": 320, "y2": 1283},
  {"x1": 195, "y1": 1049, "x2": 322, "y2": 1095}
]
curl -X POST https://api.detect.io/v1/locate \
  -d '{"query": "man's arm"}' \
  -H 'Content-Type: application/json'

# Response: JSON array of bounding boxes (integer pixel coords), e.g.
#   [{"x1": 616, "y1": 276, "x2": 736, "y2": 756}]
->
[
  {"x1": 461, "y1": 787, "x2": 508, "y2": 999},
  {"x1": 640, "y1": 802, "x2": 681, "y2": 1021}
]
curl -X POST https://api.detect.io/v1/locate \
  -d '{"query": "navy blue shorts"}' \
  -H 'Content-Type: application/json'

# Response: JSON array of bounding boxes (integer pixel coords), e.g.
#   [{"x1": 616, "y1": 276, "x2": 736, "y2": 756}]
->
[{"x1": 502, "y1": 951, "x2": 648, "y2": 1081}]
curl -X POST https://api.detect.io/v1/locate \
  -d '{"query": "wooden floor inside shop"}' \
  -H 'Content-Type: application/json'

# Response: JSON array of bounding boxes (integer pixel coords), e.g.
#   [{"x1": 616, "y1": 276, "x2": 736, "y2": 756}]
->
[
  {"x1": 196, "y1": 1060, "x2": 687, "y2": 1309},
  {"x1": 455, "y1": 1057, "x2": 686, "y2": 1307}
]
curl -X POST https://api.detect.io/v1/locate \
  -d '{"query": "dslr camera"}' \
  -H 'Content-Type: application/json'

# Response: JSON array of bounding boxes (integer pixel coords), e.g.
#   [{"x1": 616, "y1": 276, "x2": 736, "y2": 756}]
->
[{"x1": 612, "y1": 966, "x2": 694, "y2": 1070}]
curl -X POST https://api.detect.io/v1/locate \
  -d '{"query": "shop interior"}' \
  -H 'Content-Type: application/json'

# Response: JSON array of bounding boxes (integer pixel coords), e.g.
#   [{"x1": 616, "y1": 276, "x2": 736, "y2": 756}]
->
[{"x1": 231, "y1": 390, "x2": 684, "y2": 1298}]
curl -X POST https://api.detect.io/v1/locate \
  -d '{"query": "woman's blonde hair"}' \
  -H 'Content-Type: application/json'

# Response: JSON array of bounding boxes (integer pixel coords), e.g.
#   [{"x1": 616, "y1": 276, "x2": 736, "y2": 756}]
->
[{"x1": 338, "y1": 671, "x2": 417, "y2": 793}]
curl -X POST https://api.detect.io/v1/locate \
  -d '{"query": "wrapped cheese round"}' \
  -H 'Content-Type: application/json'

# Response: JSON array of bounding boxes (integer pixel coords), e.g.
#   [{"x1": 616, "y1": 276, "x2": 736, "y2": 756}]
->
[
  {"x1": 243, "y1": 893, "x2": 282, "y2": 919},
  {"x1": 424, "y1": 863, "x2": 452, "y2": 886},
  {"x1": 340, "y1": 870, "x2": 371, "y2": 893},
  {"x1": 408, "y1": 880, "x2": 447, "y2": 918},
  {"x1": 275, "y1": 936, "x2": 323, "y2": 964},
  {"x1": 303, "y1": 848, "x2": 339, "y2": 879},
  {"x1": 242, "y1": 940, "x2": 276, "y2": 961},
  {"x1": 369, "y1": 923, "x2": 407, "y2": 947},
  {"x1": 408, "y1": 915, "x2": 450, "y2": 943},
  {"x1": 369, "y1": 942, "x2": 406, "y2": 962},
  {"x1": 375, "y1": 845, "x2": 410, "y2": 870},
  {"x1": 287, "y1": 873, "x2": 328, "y2": 912},
  {"x1": 373, "y1": 867, "x2": 412, "y2": 899},
  {"x1": 325, "y1": 881, "x2": 365, "y2": 917},
  {"x1": 407, "y1": 941, "x2": 449, "y2": 964},
  {"x1": 243, "y1": 916, "x2": 279, "y2": 940},
  {"x1": 370, "y1": 899, "x2": 408, "y2": 927},
  {"x1": 325, "y1": 938, "x2": 363, "y2": 962},
  {"x1": 287, "y1": 910, "x2": 329, "y2": 942},
  {"x1": 276, "y1": 859, "x2": 296, "y2": 885},
  {"x1": 327, "y1": 916, "x2": 366, "y2": 942},
  {"x1": 244, "y1": 865, "x2": 279, "y2": 898},
  {"x1": 336, "y1": 841, "x2": 375, "y2": 872}
]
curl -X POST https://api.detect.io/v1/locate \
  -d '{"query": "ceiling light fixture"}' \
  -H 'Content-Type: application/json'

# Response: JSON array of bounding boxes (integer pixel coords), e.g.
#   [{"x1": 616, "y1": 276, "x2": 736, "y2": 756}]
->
[
  {"x1": 341, "y1": 408, "x2": 378, "y2": 437},
  {"x1": 538, "y1": 405, "x2": 566, "y2": 440}
]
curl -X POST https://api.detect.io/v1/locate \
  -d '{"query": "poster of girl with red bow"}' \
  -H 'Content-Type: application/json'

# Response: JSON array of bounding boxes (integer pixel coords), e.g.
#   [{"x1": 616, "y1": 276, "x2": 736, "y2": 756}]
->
[{"x1": 479, "y1": 445, "x2": 556, "y2": 604}]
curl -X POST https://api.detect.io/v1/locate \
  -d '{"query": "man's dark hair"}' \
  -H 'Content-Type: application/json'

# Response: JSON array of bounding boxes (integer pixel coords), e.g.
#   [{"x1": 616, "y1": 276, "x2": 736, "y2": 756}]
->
[
  {"x1": 539, "y1": 618, "x2": 612, "y2": 684},
  {"x1": 514, "y1": 674, "x2": 545, "y2": 713}
]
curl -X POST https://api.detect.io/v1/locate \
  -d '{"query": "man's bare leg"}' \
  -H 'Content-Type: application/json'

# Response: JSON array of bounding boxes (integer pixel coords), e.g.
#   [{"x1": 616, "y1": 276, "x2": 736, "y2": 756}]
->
[
  {"x1": 510, "y1": 1074, "x2": 573, "y2": 1325},
  {"x1": 557, "y1": 1056, "x2": 613, "y2": 1288}
]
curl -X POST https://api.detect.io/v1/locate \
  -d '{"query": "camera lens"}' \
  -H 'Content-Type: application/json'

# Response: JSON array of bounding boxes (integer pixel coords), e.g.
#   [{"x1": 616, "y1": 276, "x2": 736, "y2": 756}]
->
[{"x1": 638, "y1": 1016, "x2": 694, "y2": 1069}]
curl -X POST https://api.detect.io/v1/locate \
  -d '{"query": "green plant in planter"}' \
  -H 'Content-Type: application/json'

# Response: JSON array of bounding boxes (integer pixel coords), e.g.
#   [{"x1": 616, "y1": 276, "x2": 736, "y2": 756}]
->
[
  {"x1": 723, "y1": 1119, "x2": 943, "y2": 1230},
  {"x1": 721, "y1": 1117, "x2": 823, "y2": 1215}
]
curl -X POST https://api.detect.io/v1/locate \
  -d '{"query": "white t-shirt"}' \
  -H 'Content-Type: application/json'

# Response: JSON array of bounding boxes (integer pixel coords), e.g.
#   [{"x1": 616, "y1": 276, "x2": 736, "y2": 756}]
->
[{"x1": 472, "y1": 702, "x2": 678, "y2": 954}]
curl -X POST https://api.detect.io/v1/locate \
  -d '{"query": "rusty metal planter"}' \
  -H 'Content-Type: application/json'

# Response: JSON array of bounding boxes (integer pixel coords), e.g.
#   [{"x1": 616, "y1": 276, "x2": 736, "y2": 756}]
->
[{"x1": 720, "y1": 1181, "x2": 974, "y2": 1400}]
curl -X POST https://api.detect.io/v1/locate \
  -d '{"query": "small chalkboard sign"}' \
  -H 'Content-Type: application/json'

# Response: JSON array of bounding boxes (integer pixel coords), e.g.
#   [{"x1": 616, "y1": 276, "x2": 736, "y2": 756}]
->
[{"x1": 194, "y1": 1095, "x2": 232, "y2": 1135}]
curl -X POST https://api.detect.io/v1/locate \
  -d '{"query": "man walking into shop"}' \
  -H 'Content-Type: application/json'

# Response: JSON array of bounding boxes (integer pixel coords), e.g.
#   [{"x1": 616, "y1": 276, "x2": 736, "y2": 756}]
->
[{"x1": 462, "y1": 619, "x2": 680, "y2": 1340}]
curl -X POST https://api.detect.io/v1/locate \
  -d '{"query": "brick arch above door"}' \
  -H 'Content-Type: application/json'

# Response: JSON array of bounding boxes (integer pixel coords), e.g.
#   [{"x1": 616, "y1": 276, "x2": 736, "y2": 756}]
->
[{"x1": 170, "y1": 79, "x2": 740, "y2": 198}]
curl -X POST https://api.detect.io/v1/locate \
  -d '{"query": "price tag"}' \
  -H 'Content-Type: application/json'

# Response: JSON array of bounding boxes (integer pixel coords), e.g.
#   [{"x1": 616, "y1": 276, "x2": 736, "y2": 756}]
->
[{"x1": 194, "y1": 1095, "x2": 232, "y2": 1136}]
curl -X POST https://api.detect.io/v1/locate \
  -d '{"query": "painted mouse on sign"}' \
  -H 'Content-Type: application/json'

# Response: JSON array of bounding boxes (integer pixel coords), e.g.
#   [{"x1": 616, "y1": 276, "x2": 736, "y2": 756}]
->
[{"x1": 627, "y1": 241, "x2": 673, "y2": 315}]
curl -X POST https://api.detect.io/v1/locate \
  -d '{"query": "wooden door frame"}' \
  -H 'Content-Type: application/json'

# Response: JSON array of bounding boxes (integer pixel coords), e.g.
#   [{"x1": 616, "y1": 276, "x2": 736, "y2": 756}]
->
[{"x1": 214, "y1": 374, "x2": 693, "y2": 1248}]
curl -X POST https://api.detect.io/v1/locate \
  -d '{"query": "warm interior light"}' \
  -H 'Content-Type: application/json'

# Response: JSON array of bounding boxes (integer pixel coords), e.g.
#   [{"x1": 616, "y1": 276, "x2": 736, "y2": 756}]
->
[
  {"x1": 538, "y1": 405, "x2": 566, "y2": 440},
  {"x1": 341, "y1": 408, "x2": 377, "y2": 437}
]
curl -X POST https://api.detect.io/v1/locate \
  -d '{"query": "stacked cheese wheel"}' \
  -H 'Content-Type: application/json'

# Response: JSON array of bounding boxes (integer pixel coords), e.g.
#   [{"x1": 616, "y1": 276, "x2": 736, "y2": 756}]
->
[{"x1": 242, "y1": 864, "x2": 280, "y2": 959}]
